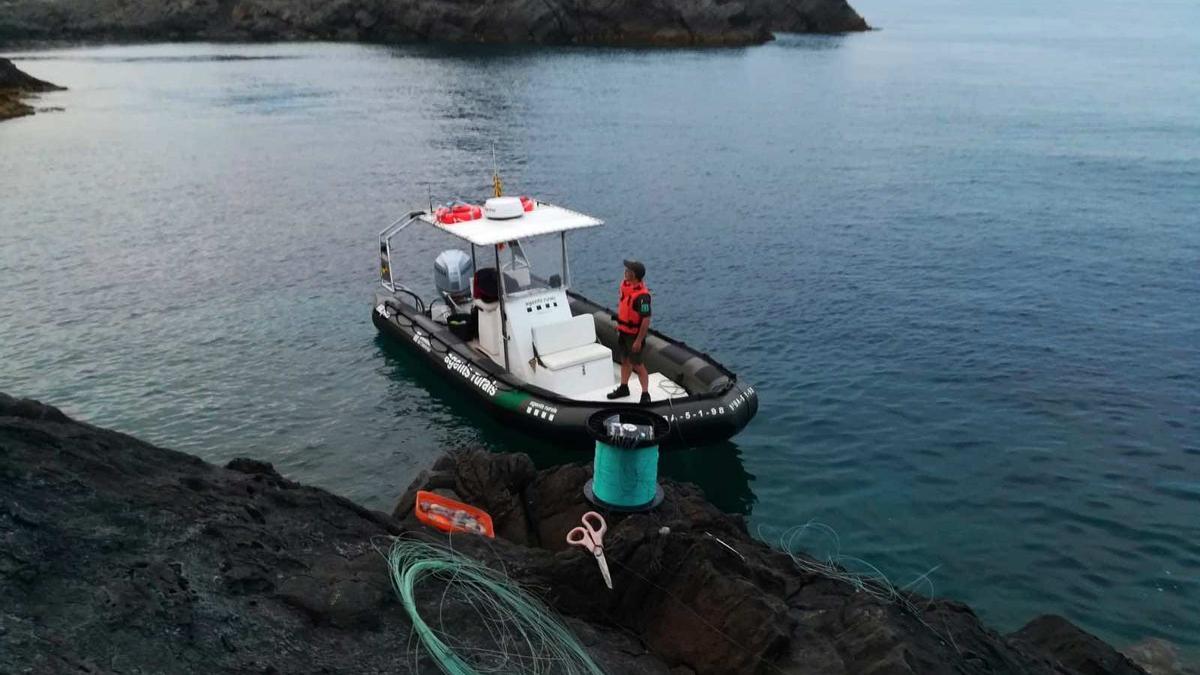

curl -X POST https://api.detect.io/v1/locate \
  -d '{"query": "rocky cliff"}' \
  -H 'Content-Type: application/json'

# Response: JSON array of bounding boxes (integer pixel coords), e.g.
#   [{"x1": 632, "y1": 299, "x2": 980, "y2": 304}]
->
[
  {"x1": 0, "y1": 392, "x2": 1167, "y2": 674},
  {"x1": 0, "y1": 0, "x2": 867, "y2": 47},
  {"x1": 0, "y1": 57, "x2": 63, "y2": 121}
]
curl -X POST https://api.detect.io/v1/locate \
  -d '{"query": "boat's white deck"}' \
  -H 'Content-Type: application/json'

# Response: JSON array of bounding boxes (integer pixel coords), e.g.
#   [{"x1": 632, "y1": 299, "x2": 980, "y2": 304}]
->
[
  {"x1": 464, "y1": 340, "x2": 684, "y2": 402},
  {"x1": 577, "y1": 365, "x2": 683, "y2": 403}
]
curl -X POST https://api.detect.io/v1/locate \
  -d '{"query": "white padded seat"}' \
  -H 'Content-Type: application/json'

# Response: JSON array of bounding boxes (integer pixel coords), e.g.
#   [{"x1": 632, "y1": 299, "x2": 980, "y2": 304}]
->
[
  {"x1": 532, "y1": 315, "x2": 611, "y2": 371},
  {"x1": 539, "y1": 343, "x2": 611, "y2": 370}
]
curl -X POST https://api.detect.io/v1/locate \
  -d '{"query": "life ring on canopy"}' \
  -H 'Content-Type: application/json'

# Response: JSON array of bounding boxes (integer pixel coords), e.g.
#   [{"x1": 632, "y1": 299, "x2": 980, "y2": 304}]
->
[
  {"x1": 435, "y1": 203, "x2": 483, "y2": 224},
  {"x1": 519, "y1": 196, "x2": 535, "y2": 212}
]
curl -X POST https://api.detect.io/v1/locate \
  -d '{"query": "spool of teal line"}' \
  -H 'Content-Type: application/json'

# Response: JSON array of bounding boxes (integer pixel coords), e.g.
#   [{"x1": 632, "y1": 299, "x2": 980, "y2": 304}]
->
[
  {"x1": 593, "y1": 440, "x2": 659, "y2": 507},
  {"x1": 584, "y1": 408, "x2": 671, "y2": 512}
]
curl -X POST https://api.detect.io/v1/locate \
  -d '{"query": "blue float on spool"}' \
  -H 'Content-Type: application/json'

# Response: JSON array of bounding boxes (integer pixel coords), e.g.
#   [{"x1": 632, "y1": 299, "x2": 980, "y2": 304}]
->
[{"x1": 583, "y1": 408, "x2": 671, "y2": 512}]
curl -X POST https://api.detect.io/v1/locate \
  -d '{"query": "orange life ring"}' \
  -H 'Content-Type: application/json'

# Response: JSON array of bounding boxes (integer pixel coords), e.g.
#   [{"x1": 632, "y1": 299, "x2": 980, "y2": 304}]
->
[{"x1": 436, "y1": 204, "x2": 482, "y2": 224}]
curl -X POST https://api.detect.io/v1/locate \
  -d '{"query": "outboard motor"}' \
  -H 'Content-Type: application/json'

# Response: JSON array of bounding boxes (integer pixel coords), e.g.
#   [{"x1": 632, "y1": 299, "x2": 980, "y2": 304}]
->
[
  {"x1": 434, "y1": 249, "x2": 474, "y2": 305},
  {"x1": 433, "y1": 250, "x2": 474, "y2": 328}
]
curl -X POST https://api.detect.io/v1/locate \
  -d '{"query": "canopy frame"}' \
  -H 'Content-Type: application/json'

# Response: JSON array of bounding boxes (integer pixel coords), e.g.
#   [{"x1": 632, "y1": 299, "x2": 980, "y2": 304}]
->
[{"x1": 378, "y1": 203, "x2": 602, "y2": 373}]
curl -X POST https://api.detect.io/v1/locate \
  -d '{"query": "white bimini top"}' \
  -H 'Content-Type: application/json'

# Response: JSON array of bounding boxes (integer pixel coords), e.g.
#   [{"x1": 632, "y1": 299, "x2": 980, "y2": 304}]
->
[{"x1": 420, "y1": 202, "x2": 604, "y2": 246}]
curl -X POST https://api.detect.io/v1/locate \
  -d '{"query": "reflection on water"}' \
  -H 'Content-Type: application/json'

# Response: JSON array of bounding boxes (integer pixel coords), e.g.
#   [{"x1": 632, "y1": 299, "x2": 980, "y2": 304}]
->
[
  {"x1": 660, "y1": 443, "x2": 756, "y2": 515},
  {"x1": 13, "y1": 54, "x2": 303, "y2": 63},
  {"x1": 769, "y1": 32, "x2": 851, "y2": 50}
]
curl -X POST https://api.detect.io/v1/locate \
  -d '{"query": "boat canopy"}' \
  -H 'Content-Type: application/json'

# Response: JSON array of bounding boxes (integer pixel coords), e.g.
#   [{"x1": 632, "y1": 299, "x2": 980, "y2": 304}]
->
[{"x1": 419, "y1": 203, "x2": 604, "y2": 246}]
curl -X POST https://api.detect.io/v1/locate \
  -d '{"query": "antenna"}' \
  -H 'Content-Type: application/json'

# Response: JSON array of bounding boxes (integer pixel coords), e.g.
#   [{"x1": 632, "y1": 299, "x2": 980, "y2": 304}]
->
[
  {"x1": 491, "y1": 141, "x2": 503, "y2": 198},
  {"x1": 427, "y1": 184, "x2": 434, "y2": 214}
]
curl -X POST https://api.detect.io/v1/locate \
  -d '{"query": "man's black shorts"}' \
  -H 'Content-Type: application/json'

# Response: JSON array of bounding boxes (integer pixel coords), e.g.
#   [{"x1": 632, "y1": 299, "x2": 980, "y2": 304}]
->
[{"x1": 616, "y1": 332, "x2": 644, "y2": 365}]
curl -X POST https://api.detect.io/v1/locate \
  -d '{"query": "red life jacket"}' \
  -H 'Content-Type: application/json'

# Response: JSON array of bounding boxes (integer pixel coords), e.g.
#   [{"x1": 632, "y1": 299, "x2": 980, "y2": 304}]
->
[{"x1": 617, "y1": 280, "x2": 650, "y2": 335}]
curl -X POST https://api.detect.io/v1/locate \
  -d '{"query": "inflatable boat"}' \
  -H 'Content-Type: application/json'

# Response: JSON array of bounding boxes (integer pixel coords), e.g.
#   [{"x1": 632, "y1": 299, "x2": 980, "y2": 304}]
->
[{"x1": 372, "y1": 196, "x2": 757, "y2": 448}]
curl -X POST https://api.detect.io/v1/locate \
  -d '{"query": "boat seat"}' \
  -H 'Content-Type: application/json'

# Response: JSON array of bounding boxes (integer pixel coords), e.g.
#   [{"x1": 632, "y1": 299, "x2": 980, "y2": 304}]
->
[
  {"x1": 474, "y1": 299, "x2": 504, "y2": 364},
  {"x1": 532, "y1": 315, "x2": 611, "y2": 371},
  {"x1": 539, "y1": 343, "x2": 612, "y2": 371}
]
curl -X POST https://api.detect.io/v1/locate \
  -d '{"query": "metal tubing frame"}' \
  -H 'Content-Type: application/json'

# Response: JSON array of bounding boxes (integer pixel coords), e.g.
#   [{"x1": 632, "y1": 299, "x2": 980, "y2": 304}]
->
[
  {"x1": 560, "y1": 231, "x2": 571, "y2": 289},
  {"x1": 496, "y1": 244, "x2": 509, "y2": 371},
  {"x1": 378, "y1": 211, "x2": 424, "y2": 293},
  {"x1": 379, "y1": 210, "x2": 579, "y2": 376}
]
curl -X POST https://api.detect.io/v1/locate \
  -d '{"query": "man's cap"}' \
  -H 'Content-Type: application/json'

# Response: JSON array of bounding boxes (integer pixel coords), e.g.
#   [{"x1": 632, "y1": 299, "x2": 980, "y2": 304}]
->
[{"x1": 623, "y1": 259, "x2": 646, "y2": 280}]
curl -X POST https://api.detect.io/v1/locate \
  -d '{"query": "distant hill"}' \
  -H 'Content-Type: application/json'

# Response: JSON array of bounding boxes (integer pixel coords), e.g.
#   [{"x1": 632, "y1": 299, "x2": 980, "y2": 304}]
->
[{"x1": 0, "y1": 0, "x2": 869, "y2": 47}]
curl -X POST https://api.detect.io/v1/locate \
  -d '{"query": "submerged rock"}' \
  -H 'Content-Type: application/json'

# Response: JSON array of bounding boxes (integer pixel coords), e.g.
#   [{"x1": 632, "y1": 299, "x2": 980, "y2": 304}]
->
[
  {"x1": 0, "y1": 0, "x2": 867, "y2": 47},
  {"x1": 0, "y1": 57, "x2": 64, "y2": 121},
  {"x1": 1123, "y1": 638, "x2": 1200, "y2": 675},
  {"x1": 0, "y1": 392, "x2": 1146, "y2": 674}
]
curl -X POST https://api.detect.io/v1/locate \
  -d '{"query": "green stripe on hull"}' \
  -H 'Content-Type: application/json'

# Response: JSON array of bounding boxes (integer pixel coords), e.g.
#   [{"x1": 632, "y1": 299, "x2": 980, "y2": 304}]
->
[{"x1": 494, "y1": 390, "x2": 530, "y2": 411}]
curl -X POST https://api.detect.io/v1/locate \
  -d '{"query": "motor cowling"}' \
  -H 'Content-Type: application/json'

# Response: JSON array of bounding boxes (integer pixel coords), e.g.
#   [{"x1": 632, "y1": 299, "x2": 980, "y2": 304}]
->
[{"x1": 434, "y1": 249, "x2": 474, "y2": 303}]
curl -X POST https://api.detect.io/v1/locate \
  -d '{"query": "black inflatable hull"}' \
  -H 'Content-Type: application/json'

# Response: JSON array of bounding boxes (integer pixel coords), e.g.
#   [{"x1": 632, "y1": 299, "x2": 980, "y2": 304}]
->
[{"x1": 372, "y1": 299, "x2": 757, "y2": 449}]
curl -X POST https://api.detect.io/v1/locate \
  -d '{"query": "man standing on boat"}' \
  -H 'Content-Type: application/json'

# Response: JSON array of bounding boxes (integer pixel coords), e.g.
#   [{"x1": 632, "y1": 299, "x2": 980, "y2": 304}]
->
[{"x1": 608, "y1": 260, "x2": 653, "y2": 404}]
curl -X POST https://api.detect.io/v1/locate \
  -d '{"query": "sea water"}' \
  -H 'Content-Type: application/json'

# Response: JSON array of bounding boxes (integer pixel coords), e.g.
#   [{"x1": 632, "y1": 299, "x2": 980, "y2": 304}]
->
[{"x1": 2, "y1": 0, "x2": 1197, "y2": 656}]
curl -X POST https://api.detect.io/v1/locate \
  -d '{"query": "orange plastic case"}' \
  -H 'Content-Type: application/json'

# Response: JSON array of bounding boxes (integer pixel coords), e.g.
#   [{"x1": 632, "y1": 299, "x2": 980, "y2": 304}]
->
[{"x1": 414, "y1": 490, "x2": 495, "y2": 538}]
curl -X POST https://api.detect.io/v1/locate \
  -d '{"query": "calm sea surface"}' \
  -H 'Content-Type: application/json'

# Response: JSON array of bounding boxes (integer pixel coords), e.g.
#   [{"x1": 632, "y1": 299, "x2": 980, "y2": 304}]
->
[{"x1": 2, "y1": 0, "x2": 1197, "y2": 655}]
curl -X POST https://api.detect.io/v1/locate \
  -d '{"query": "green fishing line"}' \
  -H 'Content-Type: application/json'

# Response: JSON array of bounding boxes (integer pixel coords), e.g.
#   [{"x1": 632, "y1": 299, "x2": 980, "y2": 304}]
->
[{"x1": 383, "y1": 538, "x2": 605, "y2": 675}]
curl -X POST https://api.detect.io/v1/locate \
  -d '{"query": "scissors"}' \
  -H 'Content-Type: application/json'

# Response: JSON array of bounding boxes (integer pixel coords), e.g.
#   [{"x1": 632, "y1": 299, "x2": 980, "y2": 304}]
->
[{"x1": 566, "y1": 511, "x2": 612, "y2": 590}]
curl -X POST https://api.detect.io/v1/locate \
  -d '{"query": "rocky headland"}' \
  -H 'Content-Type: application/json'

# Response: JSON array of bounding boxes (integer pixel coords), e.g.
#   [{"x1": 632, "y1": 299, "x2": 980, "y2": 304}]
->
[
  {"x1": 0, "y1": 0, "x2": 868, "y2": 48},
  {"x1": 0, "y1": 57, "x2": 63, "y2": 121},
  {"x1": 1, "y1": 391, "x2": 1181, "y2": 674}
]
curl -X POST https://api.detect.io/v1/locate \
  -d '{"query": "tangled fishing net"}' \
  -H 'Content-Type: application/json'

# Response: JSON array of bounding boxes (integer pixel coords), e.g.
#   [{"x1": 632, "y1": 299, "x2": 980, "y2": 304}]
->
[
  {"x1": 382, "y1": 537, "x2": 604, "y2": 675},
  {"x1": 766, "y1": 520, "x2": 940, "y2": 615}
]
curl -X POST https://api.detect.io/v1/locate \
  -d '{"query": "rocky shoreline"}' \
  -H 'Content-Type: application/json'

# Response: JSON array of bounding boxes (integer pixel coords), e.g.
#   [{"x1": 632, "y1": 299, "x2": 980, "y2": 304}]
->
[
  {"x1": 0, "y1": 391, "x2": 1182, "y2": 674},
  {"x1": 0, "y1": 57, "x2": 63, "y2": 121},
  {"x1": 0, "y1": 0, "x2": 868, "y2": 48}
]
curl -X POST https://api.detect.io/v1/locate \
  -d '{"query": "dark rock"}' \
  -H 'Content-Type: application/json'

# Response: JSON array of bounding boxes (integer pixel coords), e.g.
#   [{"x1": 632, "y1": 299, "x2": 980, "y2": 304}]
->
[
  {"x1": 0, "y1": 391, "x2": 70, "y2": 421},
  {"x1": 448, "y1": 449, "x2": 537, "y2": 543},
  {"x1": 0, "y1": 394, "x2": 668, "y2": 674},
  {"x1": 402, "y1": 449, "x2": 1136, "y2": 675},
  {"x1": 1012, "y1": 615, "x2": 1149, "y2": 675},
  {"x1": 276, "y1": 554, "x2": 392, "y2": 629},
  {"x1": 392, "y1": 468, "x2": 429, "y2": 520},
  {"x1": 0, "y1": 57, "x2": 65, "y2": 121},
  {"x1": 0, "y1": 57, "x2": 63, "y2": 92},
  {"x1": 225, "y1": 456, "x2": 280, "y2": 477},
  {"x1": 530, "y1": 460, "x2": 595, "y2": 549},
  {"x1": 748, "y1": 0, "x2": 870, "y2": 33},
  {"x1": 0, "y1": 0, "x2": 869, "y2": 47},
  {"x1": 0, "y1": 394, "x2": 1144, "y2": 675}
]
